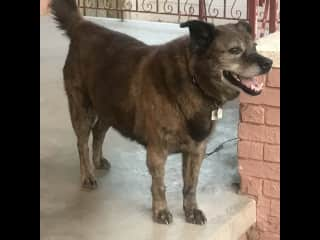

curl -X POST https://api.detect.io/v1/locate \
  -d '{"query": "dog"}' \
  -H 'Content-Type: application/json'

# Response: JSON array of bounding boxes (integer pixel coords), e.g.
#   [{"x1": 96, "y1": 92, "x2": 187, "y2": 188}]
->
[{"x1": 51, "y1": 0, "x2": 272, "y2": 225}]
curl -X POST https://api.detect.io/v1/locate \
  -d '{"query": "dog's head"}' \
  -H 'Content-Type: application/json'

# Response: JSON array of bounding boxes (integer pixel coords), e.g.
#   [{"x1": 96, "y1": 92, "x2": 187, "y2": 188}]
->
[{"x1": 181, "y1": 20, "x2": 272, "y2": 98}]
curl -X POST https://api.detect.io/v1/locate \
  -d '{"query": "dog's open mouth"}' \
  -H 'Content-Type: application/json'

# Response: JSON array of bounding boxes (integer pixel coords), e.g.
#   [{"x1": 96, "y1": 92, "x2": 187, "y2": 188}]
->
[{"x1": 223, "y1": 71, "x2": 264, "y2": 96}]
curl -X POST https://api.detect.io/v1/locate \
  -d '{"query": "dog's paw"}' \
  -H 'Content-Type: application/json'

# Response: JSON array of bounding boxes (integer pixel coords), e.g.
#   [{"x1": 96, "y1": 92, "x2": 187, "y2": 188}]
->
[
  {"x1": 95, "y1": 157, "x2": 111, "y2": 170},
  {"x1": 153, "y1": 209, "x2": 173, "y2": 224},
  {"x1": 184, "y1": 208, "x2": 207, "y2": 225},
  {"x1": 81, "y1": 175, "x2": 98, "y2": 190}
]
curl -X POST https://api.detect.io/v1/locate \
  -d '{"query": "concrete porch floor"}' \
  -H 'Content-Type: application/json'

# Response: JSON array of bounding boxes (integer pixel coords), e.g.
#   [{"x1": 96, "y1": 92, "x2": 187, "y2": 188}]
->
[{"x1": 40, "y1": 16, "x2": 255, "y2": 240}]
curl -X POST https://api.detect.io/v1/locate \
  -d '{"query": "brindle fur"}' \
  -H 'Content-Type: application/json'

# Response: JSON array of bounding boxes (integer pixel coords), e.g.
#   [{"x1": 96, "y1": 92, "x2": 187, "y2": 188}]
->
[{"x1": 51, "y1": 0, "x2": 272, "y2": 225}]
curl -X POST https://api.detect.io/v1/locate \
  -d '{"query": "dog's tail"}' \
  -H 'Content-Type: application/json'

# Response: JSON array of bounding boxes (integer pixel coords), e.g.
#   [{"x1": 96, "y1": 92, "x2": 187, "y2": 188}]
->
[{"x1": 50, "y1": 0, "x2": 82, "y2": 38}]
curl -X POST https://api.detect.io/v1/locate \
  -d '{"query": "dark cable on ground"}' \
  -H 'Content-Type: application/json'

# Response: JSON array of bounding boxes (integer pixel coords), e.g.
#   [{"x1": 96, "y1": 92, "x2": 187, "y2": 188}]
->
[{"x1": 205, "y1": 138, "x2": 239, "y2": 157}]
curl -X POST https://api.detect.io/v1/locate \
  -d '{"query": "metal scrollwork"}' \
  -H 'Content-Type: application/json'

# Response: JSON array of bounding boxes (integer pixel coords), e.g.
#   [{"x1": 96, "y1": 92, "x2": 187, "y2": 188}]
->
[{"x1": 230, "y1": 0, "x2": 242, "y2": 19}]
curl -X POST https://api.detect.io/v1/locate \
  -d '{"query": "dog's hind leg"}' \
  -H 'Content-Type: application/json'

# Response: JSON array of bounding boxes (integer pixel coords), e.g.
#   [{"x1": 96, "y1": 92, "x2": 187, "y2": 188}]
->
[
  {"x1": 92, "y1": 119, "x2": 111, "y2": 170},
  {"x1": 66, "y1": 89, "x2": 97, "y2": 189}
]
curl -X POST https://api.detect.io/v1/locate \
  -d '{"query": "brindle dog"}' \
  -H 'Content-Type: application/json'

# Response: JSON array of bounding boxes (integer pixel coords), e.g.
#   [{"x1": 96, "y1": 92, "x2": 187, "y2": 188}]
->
[{"x1": 51, "y1": 0, "x2": 272, "y2": 225}]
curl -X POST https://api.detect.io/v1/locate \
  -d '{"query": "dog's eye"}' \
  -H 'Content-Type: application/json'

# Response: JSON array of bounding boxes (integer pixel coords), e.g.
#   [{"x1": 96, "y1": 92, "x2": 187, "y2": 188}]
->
[{"x1": 228, "y1": 47, "x2": 242, "y2": 55}]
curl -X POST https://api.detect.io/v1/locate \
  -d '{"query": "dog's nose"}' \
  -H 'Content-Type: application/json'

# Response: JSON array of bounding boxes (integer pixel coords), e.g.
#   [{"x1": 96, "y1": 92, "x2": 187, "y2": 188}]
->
[{"x1": 260, "y1": 59, "x2": 273, "y2": 71}]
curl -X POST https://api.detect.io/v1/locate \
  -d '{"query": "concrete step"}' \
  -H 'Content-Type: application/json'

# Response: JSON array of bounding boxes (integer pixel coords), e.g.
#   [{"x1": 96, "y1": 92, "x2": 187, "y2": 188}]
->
[{"x1": 41, "y1": 168, "x2": 256, "y2": 240}]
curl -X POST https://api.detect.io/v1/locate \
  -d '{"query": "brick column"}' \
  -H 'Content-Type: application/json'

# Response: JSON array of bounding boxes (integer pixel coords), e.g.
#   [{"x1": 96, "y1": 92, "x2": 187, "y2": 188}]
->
[
  {"x1": 40, "y1": 0, "x2": 51, "y2": 16},
  {"x1": 238, "y1": 66, "x2": 280, "y2": 240}
]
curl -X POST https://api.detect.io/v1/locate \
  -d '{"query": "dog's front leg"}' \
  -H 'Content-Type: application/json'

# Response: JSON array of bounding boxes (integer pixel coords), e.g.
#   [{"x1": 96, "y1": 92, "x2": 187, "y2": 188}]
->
[
  {"x1": 182, "y1": 142, "x2": 207, "y2": 225},
  {"x1": 146, "y1": 145, "x2": 172, "y2": 224}
]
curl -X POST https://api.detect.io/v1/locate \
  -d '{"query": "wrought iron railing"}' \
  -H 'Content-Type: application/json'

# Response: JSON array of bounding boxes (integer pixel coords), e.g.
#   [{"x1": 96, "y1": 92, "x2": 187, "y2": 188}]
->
[
  {"x1": 250, "y1": 0, "x2": 280, "y2": 38},
  {"x1": 77, "y1": 0, "x2": 279, "y2": 39}
]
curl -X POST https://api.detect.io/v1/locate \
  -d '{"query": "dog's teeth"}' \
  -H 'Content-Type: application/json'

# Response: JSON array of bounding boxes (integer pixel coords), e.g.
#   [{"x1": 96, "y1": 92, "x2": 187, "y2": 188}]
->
[
  {"x1": 251, "y1": 85, "x2": 258, "y2": 92},
  {"x1": 232, "y1": 73, "x2": 240, "y2": 81}
]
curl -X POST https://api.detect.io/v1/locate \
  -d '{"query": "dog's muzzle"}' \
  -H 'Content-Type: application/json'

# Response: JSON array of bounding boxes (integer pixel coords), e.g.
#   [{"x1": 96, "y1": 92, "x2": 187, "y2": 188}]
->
[{"x1": 223, "y1": 55, "x2": 273, "y2": 96}]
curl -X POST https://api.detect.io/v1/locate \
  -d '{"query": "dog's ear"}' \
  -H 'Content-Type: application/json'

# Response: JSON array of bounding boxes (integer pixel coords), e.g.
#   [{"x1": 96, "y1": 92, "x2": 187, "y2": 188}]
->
[
  {"x1": 180, "y1": 20, "x2": 215, "y2": 53},
  {"x1": 236, "y1": 20, "x2": 252, "y2": 34}
]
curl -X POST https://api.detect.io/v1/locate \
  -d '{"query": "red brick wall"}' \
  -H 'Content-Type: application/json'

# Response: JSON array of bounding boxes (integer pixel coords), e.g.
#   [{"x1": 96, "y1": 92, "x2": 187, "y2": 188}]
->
[
  {"x1": 40, "y1": 0, "x2": 51, "y2": 15},
  {"x1": 238, "y1": 68, "x2": 280, "y2": 240}
]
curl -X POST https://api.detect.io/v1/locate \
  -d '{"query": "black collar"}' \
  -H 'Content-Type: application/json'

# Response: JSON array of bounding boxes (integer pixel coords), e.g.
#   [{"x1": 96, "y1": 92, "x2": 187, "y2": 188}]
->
[{"x1": 191, "y1": 75, "x2": 222, "y2": 108}]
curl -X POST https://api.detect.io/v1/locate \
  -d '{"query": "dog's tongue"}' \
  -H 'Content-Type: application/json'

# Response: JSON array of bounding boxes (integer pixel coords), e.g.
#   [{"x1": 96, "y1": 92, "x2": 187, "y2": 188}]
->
[{"x1": 240, "y1": 77, "x2": 264, "y2": 92}]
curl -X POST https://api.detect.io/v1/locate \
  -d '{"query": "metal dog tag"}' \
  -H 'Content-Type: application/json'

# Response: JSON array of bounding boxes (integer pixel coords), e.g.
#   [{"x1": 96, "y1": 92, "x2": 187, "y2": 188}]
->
[{"x1": 211, "y1": 108, "x2": 223, "y2": 120}]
